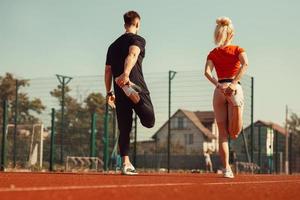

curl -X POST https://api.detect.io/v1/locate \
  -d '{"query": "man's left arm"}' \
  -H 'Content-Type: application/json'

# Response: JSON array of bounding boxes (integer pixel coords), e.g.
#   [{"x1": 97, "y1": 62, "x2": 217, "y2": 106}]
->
[{"x1": 115, "y1": 45, "x2": 141, "y2": 87}]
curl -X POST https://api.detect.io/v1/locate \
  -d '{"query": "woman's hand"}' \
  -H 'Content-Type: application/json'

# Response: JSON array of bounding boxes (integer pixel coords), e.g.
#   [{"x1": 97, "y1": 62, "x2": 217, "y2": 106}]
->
[
  {"x1": 224, "y1": 83, "x2": 237, "y2": 96},
  {"x1": 217, "y1": 83, "x2": 227, "y2": 94}
]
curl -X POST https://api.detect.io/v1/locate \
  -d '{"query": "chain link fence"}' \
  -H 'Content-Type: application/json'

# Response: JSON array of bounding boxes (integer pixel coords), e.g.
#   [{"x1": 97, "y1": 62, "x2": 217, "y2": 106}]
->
[
  {"x1": 132, "y1": 71, "x2": 253, "y2": 172},
  {"x1": 1, "y1": 71, "x2": 299, "y2": 174}
]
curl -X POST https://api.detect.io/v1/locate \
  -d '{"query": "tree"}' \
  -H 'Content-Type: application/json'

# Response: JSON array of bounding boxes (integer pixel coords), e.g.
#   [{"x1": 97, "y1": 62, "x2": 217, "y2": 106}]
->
[
  {"x1": 0, "y1": 73, "x2": 46, "y2": 124},
  {"x1": 50, "y1": 85, "x2": 108, "y2": 158},
  {"x1": 287, "y1": 112, "x2": 300, "y2": 154},
  {"x1": 0, "y1": 73, "x2": 46, "y2": 168},
  {"x1": 85, "y1": 92, "x2": 106, "y2": 114}
]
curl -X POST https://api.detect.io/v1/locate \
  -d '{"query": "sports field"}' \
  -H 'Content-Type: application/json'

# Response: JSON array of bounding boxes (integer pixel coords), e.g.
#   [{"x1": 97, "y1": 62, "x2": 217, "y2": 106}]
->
[{"x1": 0, "y1": 172, "x2": 299, "y2": 200}]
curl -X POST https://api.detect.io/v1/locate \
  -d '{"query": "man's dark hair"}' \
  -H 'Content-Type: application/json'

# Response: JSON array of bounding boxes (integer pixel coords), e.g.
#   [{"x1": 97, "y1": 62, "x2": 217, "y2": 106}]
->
[{"x1": 123, "y1": 11, "x2": 141, "y2": 26}]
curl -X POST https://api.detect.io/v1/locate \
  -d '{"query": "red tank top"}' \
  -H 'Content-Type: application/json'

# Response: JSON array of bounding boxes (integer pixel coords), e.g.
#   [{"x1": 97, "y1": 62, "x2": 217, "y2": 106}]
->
[{"x1": 207, "y1": 45, "x2": 245, "y2": 79}]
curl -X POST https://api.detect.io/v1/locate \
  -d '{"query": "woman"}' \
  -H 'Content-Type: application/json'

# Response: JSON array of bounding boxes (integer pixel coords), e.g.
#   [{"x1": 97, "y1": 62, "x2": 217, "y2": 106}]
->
[
  {"x1": 204, "y1": 17, "x2": 249, "y2": 178},
  {"x1": 204, "y1": 149, "x2": 213, "y2": 173}
]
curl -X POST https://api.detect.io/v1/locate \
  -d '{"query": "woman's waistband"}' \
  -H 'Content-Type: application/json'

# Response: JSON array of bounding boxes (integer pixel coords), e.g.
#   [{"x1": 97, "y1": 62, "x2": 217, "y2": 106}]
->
[{"x1": 218, "y1": 79, "x2": 241, "y2": 85}]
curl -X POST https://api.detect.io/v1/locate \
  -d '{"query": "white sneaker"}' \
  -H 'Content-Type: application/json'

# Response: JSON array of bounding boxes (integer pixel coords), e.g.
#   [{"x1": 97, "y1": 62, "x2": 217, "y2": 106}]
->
[
  {"x1": 223, "y1": 168, "x2": 234, "y2": 178},
  {"x1": 122, "y1": 85, "x2": 137, "y2": 96},
  {"x1": 121, "y1": 164, "x2": 138, "y2": 175},
  {"x1": 122, "y1": 85, "x2": 140, "y2": 104},
  {"x1": 115, "y1": 78, "x2": 142, "y2": 104}
]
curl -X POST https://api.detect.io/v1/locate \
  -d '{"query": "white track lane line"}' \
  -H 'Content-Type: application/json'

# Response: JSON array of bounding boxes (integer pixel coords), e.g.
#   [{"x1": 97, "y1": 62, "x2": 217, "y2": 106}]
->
[
  {"x1": 203, "y1": 180, "x2": 300, "y2": 185},
  {"x1": 0, "y1": 183, "x2": 194, "y2": 193}
]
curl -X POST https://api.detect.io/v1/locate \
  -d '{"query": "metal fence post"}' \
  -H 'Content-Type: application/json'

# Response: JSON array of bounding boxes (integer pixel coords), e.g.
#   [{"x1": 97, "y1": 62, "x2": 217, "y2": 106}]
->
[
  {"x1": 274, "y1": 130, "x2": 279, "y2": 174},
  {"x1": 258, "y1": 126, "x2": 262, "y2": 173},
  {"x1": 103, "y1": 103, "x2": 109, "y2": 171},
  {"x1": 90, "y1": 113, "x2": 97, "y2": 158},
  {"x1": 110, "y1": 109, "x2": 118, "y2": 169},
  {"x1": 284, "y1": 105, "x2": 289, "y2": 174},
  {"x1": 1, "y1": 100, "x2": 8, "y2": 171},
  {"x1": 56, "y1": 74, "x2": 72, "y2": 165},
  {"x1": 241, "y1": 129, "x2": 251, "y2": 163},
  {"x1": 168, "y1": 70, "x2": 176, "y2": 173},
  {"x1": 133, "y1": 113, "x2": 137, "y2": 167},
  {"x1": 13, "y1": 80, "x2": 19, "y2": 168},
  {"x1": 289, "y1": 132, "x2": 293, "y2": 174},
  {"x1": 250, "y1": 77, "x2": 254, "y2": 163},
  {"x1": 49, "y1": 108, "x2": 56, "y2": 171}
]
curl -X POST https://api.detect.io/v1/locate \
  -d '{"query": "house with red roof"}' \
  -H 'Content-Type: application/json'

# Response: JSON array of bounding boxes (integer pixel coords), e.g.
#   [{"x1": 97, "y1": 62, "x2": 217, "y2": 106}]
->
[{"x1": 150, "y1": 109, "x2": 218, "y2": 155}]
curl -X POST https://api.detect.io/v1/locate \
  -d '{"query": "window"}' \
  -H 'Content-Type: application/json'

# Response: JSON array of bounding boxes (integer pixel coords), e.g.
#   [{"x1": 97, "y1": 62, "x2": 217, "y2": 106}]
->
[
  {"x1": 175, "y1": 117, "x2": 187, "y2": 129},
  {"x1": 178, "y1": 117, "x2": 184, "y2": 129},
  {"x1": 171, "y1": 117, "x2": 187, "y2": 129},
  {"x1": 185, "y1": 134, "x2": 194, "y2": 145},
  {"x1": 171, "y1": 117, "x2": 177, "y2": 129},
  {"x1": 189, "y1": 134, "x2": 193, "y2": 144}
]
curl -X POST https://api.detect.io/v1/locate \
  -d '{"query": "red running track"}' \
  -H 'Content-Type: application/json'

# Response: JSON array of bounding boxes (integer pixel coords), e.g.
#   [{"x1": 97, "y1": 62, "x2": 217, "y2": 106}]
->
[{"x1": 0, "y1": 172, "x2": 299, "y2": 200}]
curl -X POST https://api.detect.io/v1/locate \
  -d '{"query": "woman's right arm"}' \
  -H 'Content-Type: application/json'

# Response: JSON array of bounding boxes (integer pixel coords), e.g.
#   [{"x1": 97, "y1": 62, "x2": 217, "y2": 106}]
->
[{"x1": 204, "y1": 59, "x2": 220, "y2": 88}]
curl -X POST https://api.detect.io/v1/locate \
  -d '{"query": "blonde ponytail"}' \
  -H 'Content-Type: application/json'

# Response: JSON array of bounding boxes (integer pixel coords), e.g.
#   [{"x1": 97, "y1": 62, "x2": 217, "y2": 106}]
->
[{"x1": 214, "y1": 17, "x2": 234, "y2": 47}]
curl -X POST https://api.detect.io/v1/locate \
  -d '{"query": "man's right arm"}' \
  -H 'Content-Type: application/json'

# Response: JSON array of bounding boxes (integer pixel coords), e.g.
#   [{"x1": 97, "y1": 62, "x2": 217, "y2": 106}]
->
[
  {"x1": 104, "y1": 64, "x2": 113, "y2": 93},
  {"x1": 105, "y1": 46, "x2": 113, "y2": 93},
  {"x1": 104, "y1": 64, "x2": 116, "y2": 108}
]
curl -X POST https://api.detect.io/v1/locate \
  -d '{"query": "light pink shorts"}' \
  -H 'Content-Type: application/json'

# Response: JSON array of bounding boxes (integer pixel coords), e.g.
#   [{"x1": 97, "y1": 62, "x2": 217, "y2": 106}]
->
[{"x1": 213, "y1": 83, "x2": 244, "y2": 123}]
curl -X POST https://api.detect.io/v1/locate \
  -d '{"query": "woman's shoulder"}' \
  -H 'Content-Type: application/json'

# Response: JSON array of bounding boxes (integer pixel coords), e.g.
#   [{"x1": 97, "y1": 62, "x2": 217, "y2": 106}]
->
[
  {"x1": 229, "y1": 45, "x2": 245, "y2": 53},
  {"x1": 207, "y1": 48, "x2": 218, "y2": 60},
  {"x1": 216, "y1": 45, "x2": 245, "y2": 56},
  {"x1": 208, "y1": 47, "x2": 218, "y2": 55}
]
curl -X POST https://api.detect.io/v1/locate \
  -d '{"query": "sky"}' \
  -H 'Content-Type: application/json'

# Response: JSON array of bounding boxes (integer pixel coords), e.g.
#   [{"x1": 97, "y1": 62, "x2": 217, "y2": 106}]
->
[{"x1": 1, "y1": 0, "x2": 300, "y2": 127}]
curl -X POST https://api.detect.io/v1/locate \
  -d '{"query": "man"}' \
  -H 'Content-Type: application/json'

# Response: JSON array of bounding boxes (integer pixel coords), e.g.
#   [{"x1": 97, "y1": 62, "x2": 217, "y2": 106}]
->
[{"x1": 104, "y1": 11, "x2": 155, "y2": 175}]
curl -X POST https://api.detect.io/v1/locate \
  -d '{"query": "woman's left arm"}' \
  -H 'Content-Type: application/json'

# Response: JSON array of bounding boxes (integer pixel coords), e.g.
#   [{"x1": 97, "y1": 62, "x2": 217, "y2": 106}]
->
[{"x1": 225, "y1": 52, "x2": 249, "y2": 95}]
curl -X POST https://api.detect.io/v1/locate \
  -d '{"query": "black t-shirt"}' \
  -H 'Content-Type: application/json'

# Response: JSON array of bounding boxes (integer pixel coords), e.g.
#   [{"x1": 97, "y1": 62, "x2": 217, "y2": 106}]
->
[{"x1": 105, "y1": 33, "x2": 149, "y2": 94}]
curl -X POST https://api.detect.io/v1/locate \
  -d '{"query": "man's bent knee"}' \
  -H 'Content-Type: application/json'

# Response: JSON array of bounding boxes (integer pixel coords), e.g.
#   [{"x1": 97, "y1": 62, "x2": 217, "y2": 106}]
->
[{"x1": 141, "y1": 117, "x2": 155, "y2": 128}]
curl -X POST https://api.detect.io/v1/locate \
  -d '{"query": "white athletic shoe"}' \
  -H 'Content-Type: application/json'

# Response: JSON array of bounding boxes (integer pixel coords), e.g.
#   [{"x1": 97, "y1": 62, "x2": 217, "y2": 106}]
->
[
  {"x1": 115, "y1": 78, "x2": 142, "y2": 104},
  {"x1": 121, "y1": 164, "x2": 138, "y2": 175},
  {"x1": 223, "y1": 168, "x2": 234, "y2": 178},
  {"x1": 122, "y1": 85, "x2": 137, "y2": 96},
  {"x1": 121, "y1": 85, "x2": 140, "y2": 104}
]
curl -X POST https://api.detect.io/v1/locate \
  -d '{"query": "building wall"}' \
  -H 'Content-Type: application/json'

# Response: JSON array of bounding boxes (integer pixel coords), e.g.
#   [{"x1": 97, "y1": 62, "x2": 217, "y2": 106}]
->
[
  {"x1": 136, "y1": 141, "x2": 156, "y2": 154},
  {"x1": 155, "y1": 111, "x2": 215, "y2": 155},
  {"x1": 212, "y1": 121, "x2": 219, "y2": 152},
  {"x1": 232, "y1": 126, "x2": 270, "y2": 156},
  {"x1": 231, "y1": 125, "x2": 286, "y2": 172},
  {"x1": 238, "y1": 126, "x2": 286, "y2": 156}
]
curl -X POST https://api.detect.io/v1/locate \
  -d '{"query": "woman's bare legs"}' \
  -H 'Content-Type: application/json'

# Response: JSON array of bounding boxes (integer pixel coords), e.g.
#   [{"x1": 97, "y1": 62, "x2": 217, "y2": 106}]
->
[
  {"x1": 213, "y1": 87, "x2": 231, "y2": 170},
  {"x1": 217, "y1": 122, "x2": 231, "y2": 169}
]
